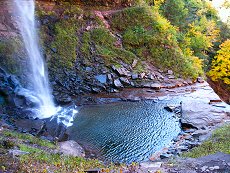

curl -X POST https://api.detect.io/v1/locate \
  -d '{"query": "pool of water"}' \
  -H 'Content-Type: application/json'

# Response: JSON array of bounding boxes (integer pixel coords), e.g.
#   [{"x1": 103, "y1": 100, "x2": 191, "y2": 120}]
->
[{"x1": 68, "y1": 100, "x2": 181, "y2": 163}]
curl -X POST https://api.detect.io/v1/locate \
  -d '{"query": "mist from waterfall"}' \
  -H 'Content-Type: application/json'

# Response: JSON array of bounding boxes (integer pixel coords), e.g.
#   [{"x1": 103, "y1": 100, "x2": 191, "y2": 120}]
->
[{"x1": 14, "y1": 0, "x2": 56, "y2": 118}]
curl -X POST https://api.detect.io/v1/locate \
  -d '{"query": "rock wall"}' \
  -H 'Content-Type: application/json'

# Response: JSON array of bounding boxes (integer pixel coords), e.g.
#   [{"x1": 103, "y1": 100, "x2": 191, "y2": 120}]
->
[{"x1": 0, "y1": 1, "x2": 18, "y2": 38}]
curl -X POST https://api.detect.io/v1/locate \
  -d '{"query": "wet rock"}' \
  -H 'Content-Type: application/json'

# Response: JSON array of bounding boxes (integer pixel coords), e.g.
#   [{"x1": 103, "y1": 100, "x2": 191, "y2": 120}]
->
[
  {"x1": 156, "y1": 73, "x2": 164, "y2": 80},
  {"x1": 148, "y1": 74, "x2": 155, "y2": 80},
  {"x1": 58, "y1": 140, "x2": 85, "y2": 157},
  {"x1": 91, "y1": 87, "x2": 101, "y2": 93},
  {"x1": 192, "y1": 129, "x2": 209, "y2": 138},
  {"x1": 107, "y1": 74, "x2": 113, "y2": 82},
  {"x1": 95, "y1": 75, "x2": 107, "y2": 84},
  {"x1": 119, "y1": 77, "x2": 130, "y2": 86},
  {"x1": 85, "y1": 67, "x2": 93, "y2": 72},
  {"x1": 131, "y1": 74, "x2": 138, "y2": 80},
  {"x1": 164, "y1": 105, "x2": 178, "y2": 112},
  {"x1": 160, "y1": 153, "x2": 172, "y2": 159},
  {"x1": 177, "y1": 145, "x2": 189, "y2": 151},
  {"x1": 56, "y1": 94, "x2": 72, "y2": 104},
  {"x1": 185, "y1": 141, "x2": 200, "y2": 149},
  {"x1": 112, "y1": 66, "x2": 128, "y2": 76},
  {"x1": 201, "y1": 166, "x2": 209, "y2": 172},
  {"x1": 114, "y1": 79, "x2": 123, "y2": 88},
  {"x1": 150, "y1": 83, "x2": 161, "y2": 90},
  {"x1": 184, "y1": 129, "x2": 196, "y2": 133},
  {"x1": 15, "y1": 119, "x2": 45, "y2": 134},
  {"x1": 197, "y1": 77, "x2": 205, "y2": 83},
  {"x1": 142, "y1": 82, "x2": 151, "y2": 88},
  {"x1": 209, "y1": 166, "x2": 220, "y2": 171}
]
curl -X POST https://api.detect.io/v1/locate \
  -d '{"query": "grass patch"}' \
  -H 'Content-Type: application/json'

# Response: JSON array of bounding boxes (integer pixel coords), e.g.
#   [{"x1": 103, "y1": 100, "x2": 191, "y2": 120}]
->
[
  {"x1": 0, "y1": 129, "x2": 122, "y2": 173},
  {"x1": 182, "y1": 124, "x2": 230, "y2": 158},
  {"x1": 3, "y1": 130, "x2": 55, "y2": 149},
  {"x1": 18, "y1": 144, "x2": 118, "y2": 173}
]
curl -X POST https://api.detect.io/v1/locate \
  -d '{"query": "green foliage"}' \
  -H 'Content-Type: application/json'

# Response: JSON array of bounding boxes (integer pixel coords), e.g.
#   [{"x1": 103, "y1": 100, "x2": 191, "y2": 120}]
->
[
  {"x1": 111, "y1": 6, "x2": 203, "y2": 78},
  {"x1": 161, "y1": 0, "x2": 188, "y2": 27},
  {"x1": 50, "y1": 19, "x2": 78, "y2": 70},
  {"x1": 0, "y1": 129, "x2": 124, "y2": 173},
  {"x1": 89, "y1": 27, "x2": 143, "y2": 71},
  {"x1": 81, "y1": 32, "x2": 91, "y2": 57},
  {"x1": 91, "y1": 28, "x2": 115, "y2": 46},
  {"x1": 183, "y1": 124, "x2": 230, "y2": 158}
]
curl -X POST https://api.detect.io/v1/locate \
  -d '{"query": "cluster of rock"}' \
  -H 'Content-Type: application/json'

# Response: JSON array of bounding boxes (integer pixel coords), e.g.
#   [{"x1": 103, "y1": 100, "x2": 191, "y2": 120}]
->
[
  {"x1": 0, "y1": 68, "x2": 42, "y2": 119},
  {"x1": 52, "y1": 58, "x2": 199, "y2": 104}
]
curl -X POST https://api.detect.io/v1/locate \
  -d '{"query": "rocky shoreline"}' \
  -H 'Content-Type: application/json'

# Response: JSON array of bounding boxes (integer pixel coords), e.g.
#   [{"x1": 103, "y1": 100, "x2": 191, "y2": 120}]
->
[
  {"x1": 1, "y1": 67, "x2": 230, "y2": 172},
  {"x1": 1, "y1": 64, "x2": 229, "y2": 163}
]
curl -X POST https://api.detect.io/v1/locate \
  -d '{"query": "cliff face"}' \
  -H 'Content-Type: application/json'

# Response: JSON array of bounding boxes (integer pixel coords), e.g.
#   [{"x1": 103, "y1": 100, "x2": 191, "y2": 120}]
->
[{"x1": 0, "y1": 1, "x2": 18, "y2": 38}]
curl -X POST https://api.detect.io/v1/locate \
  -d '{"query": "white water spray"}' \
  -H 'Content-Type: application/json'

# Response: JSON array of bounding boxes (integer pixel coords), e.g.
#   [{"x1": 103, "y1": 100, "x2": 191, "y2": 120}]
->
[{"x1": 14, "y1": 0, "x2": 56, "y2": 118}]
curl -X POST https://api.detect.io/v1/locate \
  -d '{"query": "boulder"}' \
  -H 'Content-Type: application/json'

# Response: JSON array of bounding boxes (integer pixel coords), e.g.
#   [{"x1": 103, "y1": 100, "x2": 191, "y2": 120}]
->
[
  {"x1": 58, "y1": 140, "x2": 85, "y2": 157},
  {"x1": 119, "y1": 77, "x2": 130, "y2": 85},
  {"x1": 95, "y1": 74, "x2": 107, "y2": 84},
  {"x1": 112, "y1": 65, "x2": 128, "y2": 76},
  {"x1": 131, "y1": 74, "x2": 138, "y2": 80},
  {"x1": 148, "y1": 74, "x2": 155, "y2": 80},
  {"x1": 107, "y1": 74, "x2": 113, "y2": 82},
  {"x1": 197, "y1": 77, "x2": 205, "y2": 83},
  {"x1": 56, "y1": 94, "x2": 72, "y2": 104},
  {"x1": 114, "y1": 79, "x2": 123, "y2": 88},
  {"x1": 150, "y1": 83, "x2": 161, "y2": 90},
  {"x1": 15, "y1": 119, "x2": 45, "y2": 134}
]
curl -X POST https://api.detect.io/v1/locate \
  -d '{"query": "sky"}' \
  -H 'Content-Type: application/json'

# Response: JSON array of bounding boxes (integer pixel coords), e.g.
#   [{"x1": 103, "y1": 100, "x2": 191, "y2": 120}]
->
[{"x1": 209, "y1": 0, "x2": 230, "y2": 23}]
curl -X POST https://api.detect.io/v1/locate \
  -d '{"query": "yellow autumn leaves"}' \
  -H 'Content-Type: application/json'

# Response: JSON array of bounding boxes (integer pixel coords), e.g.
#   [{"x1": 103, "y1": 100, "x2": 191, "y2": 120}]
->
[{"x1": 208, "y1": 39, "x2": 230, "y2": 84}]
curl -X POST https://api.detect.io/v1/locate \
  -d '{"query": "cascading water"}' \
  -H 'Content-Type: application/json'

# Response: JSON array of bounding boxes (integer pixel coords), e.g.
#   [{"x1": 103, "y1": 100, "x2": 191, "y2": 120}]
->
[
  {"x1": 14, "y1": 0, "x2": 77, "y2": 126},
  {"x1": 14, "y1": 0, "x2": 56, "y2": 117}
]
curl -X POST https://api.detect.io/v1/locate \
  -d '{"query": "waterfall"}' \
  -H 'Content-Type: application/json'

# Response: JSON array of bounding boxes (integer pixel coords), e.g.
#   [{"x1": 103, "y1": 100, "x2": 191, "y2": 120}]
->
[
  {"x1": 13, "y1": 0, "x2": 77, "y2": 126},
  {"x1": 14, "y1": 0, "x2": 56, "y2": 118}
]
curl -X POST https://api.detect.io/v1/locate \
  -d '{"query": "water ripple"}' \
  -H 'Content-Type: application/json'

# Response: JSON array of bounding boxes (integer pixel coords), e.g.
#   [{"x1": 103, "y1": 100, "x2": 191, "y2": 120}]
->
[{"x1": 68, "y1": 100, "x2": 181, "y2": 163}]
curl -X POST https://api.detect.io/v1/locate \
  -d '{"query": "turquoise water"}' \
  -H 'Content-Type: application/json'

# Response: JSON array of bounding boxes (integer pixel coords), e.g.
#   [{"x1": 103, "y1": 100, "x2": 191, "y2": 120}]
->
[{"x1": 68, "y1": 100, "x2": 181, "y2": 163}]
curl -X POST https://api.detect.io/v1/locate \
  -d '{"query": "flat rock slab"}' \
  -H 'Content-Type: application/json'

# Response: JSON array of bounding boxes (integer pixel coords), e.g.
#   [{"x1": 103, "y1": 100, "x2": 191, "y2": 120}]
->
[
  {"x1": 58, "y1": 140, "x2": 85, "y2": 157},
  {"x1": 181, "y1": 82, "x2": 230, "y2": 129},
  {"x1": 166, "y1": 152, "x2": 230, "y2": 173}
]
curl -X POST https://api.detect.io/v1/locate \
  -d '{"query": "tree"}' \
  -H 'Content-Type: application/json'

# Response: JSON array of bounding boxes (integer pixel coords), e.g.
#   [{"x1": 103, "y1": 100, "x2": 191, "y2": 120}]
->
[{"x1": 208, "y1": 39, "x2": 230, "y2": 84}]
